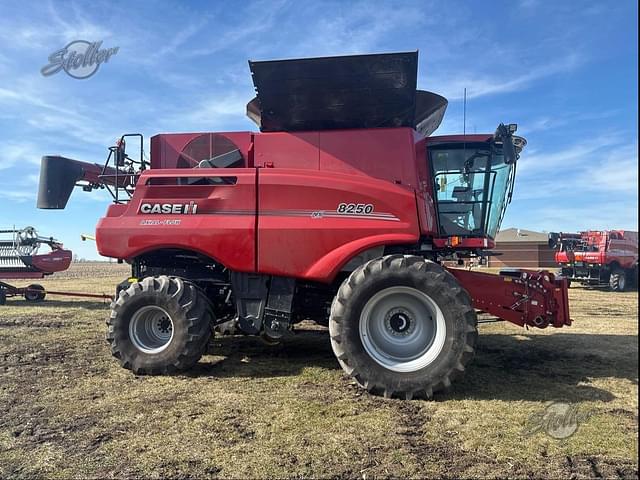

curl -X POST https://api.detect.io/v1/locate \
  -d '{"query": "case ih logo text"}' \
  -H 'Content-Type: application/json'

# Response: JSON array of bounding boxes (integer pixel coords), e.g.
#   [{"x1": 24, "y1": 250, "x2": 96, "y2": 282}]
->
[
  {"x1": 140, "y1": 202, "x2": 198, "y2": 214},
  {"x1": 41, "y1": 40, "x2": 119, "y2": 79}
]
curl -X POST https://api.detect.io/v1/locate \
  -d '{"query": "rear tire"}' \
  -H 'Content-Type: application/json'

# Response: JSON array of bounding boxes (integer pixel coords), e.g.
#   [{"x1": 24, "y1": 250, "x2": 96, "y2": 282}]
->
[
  {"x1": 107, "y1": 276, "x2": 213, "y2": 374},
  {"x1": 24, "y1": 284, "x2": 46, "y2": 302},
  {"x1": 329, "y1": 255, "x2": 477, "y2": 399},
  {"x1": 609, "y1": 269, "x2": 627, "y2": 292},
  {"x1": 0, "y1": 289, "x2": 6, "y2": 305}
]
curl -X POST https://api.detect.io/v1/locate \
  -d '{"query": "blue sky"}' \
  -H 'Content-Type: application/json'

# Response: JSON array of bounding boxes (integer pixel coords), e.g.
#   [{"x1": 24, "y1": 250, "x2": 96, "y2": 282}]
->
[{"x1": 0, "y1": 0, "x2": 637, "y2": 260}]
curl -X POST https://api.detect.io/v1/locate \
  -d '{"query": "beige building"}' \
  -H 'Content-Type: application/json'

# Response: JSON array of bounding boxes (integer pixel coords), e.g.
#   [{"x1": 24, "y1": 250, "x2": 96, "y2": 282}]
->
[{"x1": 488, "y1": 228, "x2": 556, "y2": 268}]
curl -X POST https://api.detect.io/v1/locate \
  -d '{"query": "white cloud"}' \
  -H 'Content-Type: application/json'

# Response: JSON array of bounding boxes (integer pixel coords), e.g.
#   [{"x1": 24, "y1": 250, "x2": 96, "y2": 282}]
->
[
  {"x1": 146, "y1": 18, "x2": 210, "y2": 63},
  {"x1": 0, "y1": 86, "x2": 81, "y2": 118},
  {"x1": 288, "y1": 3, "x2": 428, "y2": 57},
  {"x1": 0, "y1": 142, "x2": 43, "y2": 171},
  {"x1": 0, "y1": 189, "x2": 35, "y2": 202},
  {"x1": 158, "y1": 91, "x2": 253, "y2": 133},
  {"x1": 582, "y1": 144, "x2": 638, "y2": 193},
  {"x1": 505, "y1": 135, "x2": 638, "y2": 234},
  {"x1": 511, "y1": 137, "x2": 638, "y2": 208},
  {"x1": 516, "y1": 133, "x2": 623, "y2": 175},
  {"x1": 427, "y1": 54, "x2": 583, "y2": 101},
  {"x1": 0, "y1": 1, "x2": 113, "y2": 51},
  {"x1": 520, "y1": 109, "x2": 621, "y2": 134},
  {"x1": 187, "y1": 0, "x2": 289, "y2": 58},
  {"x1": 507, "y1": 202, "x2": 638, "y2": 232}
]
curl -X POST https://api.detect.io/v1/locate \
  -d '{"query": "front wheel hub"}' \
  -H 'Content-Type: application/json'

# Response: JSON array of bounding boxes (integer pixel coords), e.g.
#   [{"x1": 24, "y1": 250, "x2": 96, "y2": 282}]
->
[{"x1": 385, "y1": 308, "x2": 415, "y2": 336}]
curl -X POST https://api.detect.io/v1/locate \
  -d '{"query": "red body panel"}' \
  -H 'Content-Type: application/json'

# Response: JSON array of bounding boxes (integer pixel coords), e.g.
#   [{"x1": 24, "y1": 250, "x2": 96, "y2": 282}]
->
[
  {"x1": 97, "y1": 128, "x2": 437, "y2": 282},
  {"x1": 31, "y1": 249, "x2": 73, "y2": 274},
  {"x1": 258, "y1": 169, "x2": 419, "y2": 282},
  {"x1": 318, "y1": 128, "x2": 419, "y2": 187},
  {"x1": 0, "y1": 248, "x2": 72, "y2": 279},
  {"x1": 253, "y1": 132, "x2": 320, "y2": 169},
  {"x1": 96, "y1": 166, "x2": 420, "y2": 282},
  {"x1": 97, "y1": 169, "x2": 257, "y2": 273},
  {"x1": 253, "y1": 128, "x2": 422, "y2": 186}
]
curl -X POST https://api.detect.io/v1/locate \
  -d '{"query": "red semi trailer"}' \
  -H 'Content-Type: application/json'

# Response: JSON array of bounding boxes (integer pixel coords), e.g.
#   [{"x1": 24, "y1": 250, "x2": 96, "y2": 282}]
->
[{"x1": 36, "y1": 52, "x2": 570, "y2": 399}]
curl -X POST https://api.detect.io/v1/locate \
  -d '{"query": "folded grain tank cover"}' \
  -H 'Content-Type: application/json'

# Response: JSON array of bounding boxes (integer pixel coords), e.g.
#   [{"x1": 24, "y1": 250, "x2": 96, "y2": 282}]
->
[{"x1": 246, "y1": 51, "x2": 447, "y2": 136}]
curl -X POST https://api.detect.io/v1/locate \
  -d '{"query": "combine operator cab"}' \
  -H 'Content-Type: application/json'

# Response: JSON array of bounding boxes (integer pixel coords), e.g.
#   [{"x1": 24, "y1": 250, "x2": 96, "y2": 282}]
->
[{"x1": 430, "y1": 128, "x2": 525, "y2": 242}]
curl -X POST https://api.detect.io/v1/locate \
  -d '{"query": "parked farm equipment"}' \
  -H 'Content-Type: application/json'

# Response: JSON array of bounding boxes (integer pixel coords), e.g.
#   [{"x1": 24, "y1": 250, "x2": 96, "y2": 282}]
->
[
  {"x1": 0, "y1": 226, "x2": 72, "y2": 278},
  {"x1": 0, "y1": 226, "x2": 72, "y2": 304},
  {"x1": 36, "y1": 51, "x2": 571, "y2": 398},
  {"x1": 549, "y1": 230, "x2": 638, "y2": 291},
  {"x1": 0, "y1": 227, "x2": 112, "y2": 304}
]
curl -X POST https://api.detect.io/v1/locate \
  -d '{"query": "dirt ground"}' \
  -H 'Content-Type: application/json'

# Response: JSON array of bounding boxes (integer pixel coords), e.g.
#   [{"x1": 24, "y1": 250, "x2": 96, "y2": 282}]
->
[{"x1": 0, "y1": 263, "x2": 638, "y2": 478}]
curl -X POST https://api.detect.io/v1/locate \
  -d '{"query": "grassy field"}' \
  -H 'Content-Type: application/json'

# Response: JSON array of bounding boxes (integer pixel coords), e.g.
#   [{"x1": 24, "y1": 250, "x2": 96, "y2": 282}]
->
[{"x1": 0, "y1": 263, "x2": 637, "y2": 478}]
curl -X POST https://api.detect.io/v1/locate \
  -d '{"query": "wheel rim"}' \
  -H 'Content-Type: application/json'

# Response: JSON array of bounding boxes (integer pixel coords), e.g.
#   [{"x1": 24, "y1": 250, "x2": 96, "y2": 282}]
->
[
  {"x1": 359, "y1": 286, "x2": 446, "y2": 373},
  {"x1": 619, "y1": 275, "x2": 626, "y2": 290},
  {"x1": 129, "y1": 306, "x2": 174, "y2": 354}
]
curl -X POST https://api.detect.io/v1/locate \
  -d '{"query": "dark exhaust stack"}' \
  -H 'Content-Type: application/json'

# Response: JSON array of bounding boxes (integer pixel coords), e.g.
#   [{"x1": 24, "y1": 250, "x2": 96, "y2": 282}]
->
[{"x1": 37, "y1": 156, "x2": 86, "y2": 209}]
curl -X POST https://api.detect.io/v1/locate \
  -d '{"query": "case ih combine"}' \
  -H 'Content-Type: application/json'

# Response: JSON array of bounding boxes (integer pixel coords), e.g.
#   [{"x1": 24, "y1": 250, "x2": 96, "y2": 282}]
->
[
  {"x1": 549, "y1": 230, "x2": 638, "y2": 291},
  {"x1": 0, "y1": 226, "x2": 72, "y2": 304},
  {"x1": 37, "y1": 52, "x2": 570, "y2": 399}
]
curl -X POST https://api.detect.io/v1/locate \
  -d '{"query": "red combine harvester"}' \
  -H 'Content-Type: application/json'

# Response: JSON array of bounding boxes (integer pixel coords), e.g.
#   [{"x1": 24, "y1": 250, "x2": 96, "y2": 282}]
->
[
  {"x1": 37, "y1": 52, "x2": 570, "y2": 399},
  {"x1": 549, "y1": 230, "x2": 638, "y2": 291},
  {"x1": 0, "y1": 226, "x2": 72, "y2": 304}
]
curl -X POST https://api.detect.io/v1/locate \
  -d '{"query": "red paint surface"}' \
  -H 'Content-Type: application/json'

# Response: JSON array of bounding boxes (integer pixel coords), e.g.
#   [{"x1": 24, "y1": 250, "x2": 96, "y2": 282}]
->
[
  {"x1": 97, "y1": 129, "x2": 517, "y2": 283},
  {"x1": 31, "y1": 249, "x2": 73, "y2": 274},
  {"x1": 448, "y1": 268, "x2": 571, "y2": 328}
]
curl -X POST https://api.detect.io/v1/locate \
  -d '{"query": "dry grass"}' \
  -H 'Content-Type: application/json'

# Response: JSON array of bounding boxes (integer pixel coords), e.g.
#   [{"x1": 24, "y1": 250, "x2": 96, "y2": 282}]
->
[{"x1": 0, "y1": 263, "x2": 638, "y2": 478}]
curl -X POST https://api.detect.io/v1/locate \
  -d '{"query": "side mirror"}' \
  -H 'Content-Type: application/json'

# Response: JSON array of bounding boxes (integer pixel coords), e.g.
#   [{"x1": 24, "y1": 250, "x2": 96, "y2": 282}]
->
[{"x1": 495, "y1": 123, "x2": 517, "y2": 164}]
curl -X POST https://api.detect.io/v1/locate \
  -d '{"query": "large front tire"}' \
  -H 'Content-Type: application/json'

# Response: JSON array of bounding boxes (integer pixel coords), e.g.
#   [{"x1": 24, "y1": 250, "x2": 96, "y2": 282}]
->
[
  {"x1": 107, "y1": 276, "x2": 213, "y2": 374},
  {"x1": 329, "y1": 255, "x2": 477, "y2": 399}
]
